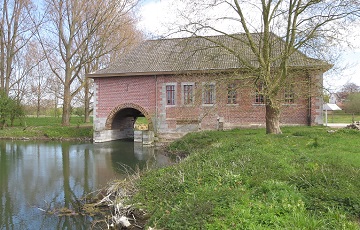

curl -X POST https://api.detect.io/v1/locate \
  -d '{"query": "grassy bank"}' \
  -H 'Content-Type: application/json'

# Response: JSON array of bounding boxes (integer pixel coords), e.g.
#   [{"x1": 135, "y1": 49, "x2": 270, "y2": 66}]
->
[
  {"x1": 132, "y1": 127, "x2": 360, "y2": 229},
  {"x1": 0, "y1": 116, "x2": 92, "y2": 140}
]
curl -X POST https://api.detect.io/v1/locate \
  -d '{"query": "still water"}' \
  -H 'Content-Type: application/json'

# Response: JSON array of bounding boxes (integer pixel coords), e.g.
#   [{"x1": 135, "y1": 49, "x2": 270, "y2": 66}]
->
[{"x1": 0, "y1": 140, "x2": 171, "y2": 229}]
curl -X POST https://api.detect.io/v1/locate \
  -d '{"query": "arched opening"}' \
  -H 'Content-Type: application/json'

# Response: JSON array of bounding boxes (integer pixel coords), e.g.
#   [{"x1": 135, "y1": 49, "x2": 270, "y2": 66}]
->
[{"x1": 104, "y1": 103, "x2": 154, "y2": 143}]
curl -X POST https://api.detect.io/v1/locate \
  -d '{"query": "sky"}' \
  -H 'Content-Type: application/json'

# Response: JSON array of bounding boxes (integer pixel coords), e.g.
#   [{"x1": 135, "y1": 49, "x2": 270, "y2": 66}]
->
[{"x1": 137, "y1": 0, "x2": 360, "y2": 93}]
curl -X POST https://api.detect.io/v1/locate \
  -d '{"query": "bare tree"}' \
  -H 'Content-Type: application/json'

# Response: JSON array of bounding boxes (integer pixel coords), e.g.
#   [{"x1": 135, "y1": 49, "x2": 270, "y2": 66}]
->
[
  {"x1": 0, "y1": 0, "x2": 37, "y2": 96},
  {"x1": 45, "y1": 74, "x2": 63, "y2": 118},
  {"x1": 11, "y1": 39, "x2": 47, "y2": 105},
  {"x1": 30, "y1": 67, "x2": 47, "y2": 117},
  {"x1": 168, "y1": 0, "x2": 360, "y2": 134},
  {"x1": 338, "y1": 82, "x2": 360, "y2": 102},
  {"x1": 81, "y1": 12, "x2": 143, "y2": 123},
  {"x1": 38, "y1": 0, "x2": 140, "y2": 126}
]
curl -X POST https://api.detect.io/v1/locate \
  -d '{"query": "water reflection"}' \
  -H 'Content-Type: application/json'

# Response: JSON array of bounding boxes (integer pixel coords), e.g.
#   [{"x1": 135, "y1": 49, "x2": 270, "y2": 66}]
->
[{"x1": 0, "y1": 140, "x2": 171, "y2": 229}]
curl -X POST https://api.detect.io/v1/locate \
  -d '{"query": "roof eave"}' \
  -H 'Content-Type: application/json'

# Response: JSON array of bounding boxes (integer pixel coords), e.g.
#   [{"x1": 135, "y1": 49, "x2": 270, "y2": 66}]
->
[
  {"x1": 86, "y1": 68, "x2": 243, "y2": 78},
  {"x1": 290, "y1": 64, "x2": 333, "y2": 72},
  {"x1": 87, "y1": 64, "x2": 333, "y2": 79}
]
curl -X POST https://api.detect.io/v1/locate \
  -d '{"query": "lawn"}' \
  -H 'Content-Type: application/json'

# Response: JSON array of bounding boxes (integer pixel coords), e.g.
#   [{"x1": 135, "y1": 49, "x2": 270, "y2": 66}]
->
[
  {"x1": 12, "y1": 116, "x2": 92, "y2": 126},
  {"x1": 132, "y1": 126, "x2": 360, "y2": 229},
  {"x1": 0, "y1": 116, "x2": 93, "y2": 139},
  {"x1": 325, "y1": 111, "x2": 360, "y2": 123}
]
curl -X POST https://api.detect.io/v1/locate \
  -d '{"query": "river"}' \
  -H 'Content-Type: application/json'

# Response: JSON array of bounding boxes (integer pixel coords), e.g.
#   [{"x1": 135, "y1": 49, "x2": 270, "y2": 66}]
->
[{"x1": 0, "y1": 140, "x2": 171, "y2": 229}]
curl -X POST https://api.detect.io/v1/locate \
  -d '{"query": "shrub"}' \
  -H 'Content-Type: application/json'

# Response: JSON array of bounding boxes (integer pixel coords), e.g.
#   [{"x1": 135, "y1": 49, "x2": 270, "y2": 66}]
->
[{"x1": 0, "y1": 91, "x2": 24, "y2": 129}]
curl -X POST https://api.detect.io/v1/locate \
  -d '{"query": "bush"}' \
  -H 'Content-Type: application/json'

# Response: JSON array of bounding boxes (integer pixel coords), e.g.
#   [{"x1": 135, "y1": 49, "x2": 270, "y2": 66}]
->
[{"x1": 0, "y1": 91, "x2": 24, "y2": 129}]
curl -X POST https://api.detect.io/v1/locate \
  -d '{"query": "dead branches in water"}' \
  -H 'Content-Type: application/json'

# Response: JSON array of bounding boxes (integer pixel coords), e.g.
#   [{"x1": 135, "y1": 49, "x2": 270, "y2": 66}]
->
[{"x1": 84, "y1": 163, "x2": 149, "y2": 229}]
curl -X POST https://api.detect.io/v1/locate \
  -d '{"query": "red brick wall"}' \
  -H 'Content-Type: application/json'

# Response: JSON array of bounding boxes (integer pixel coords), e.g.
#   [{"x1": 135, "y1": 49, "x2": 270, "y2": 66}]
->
[
  {"x1": 94, "y1": 72, "x2": 322, "y2": 135},
  {"x1": 95, "y1": 76, "x2": 157, "y2": 118}
]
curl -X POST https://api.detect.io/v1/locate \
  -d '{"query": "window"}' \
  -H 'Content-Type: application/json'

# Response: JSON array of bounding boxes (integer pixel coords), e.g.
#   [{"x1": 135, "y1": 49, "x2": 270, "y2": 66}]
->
[
  {"x1": 255, "y1": 82, "x2": 265, "y2": 104},
  {"x1": 166, "y1": 85, "x2": 175, "y2": 105},
  {"x1": 183, "y1": 84, "x2": 194, "y2": 105},
  {"x1": 284, "y1": 84, "x2": 295, "y2": 104},
  {"x1": 203, "y1": 83, "x2": 215, "y2": 104},
  {"x1": 227, "y1": 83, "x2": 237, "y2": 104}
]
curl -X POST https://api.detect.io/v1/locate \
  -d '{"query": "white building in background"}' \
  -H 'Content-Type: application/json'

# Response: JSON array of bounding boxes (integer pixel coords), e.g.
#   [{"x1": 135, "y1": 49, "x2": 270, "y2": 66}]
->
[{"x1": 329, "y1": 93, "x2": 340, "y2": 104}]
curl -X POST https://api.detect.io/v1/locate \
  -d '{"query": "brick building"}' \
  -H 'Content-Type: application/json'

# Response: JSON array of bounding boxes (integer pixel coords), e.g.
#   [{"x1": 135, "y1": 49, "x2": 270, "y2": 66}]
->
[{"x1": 88, "y1": 34, "x2": 331, "y2": 143}]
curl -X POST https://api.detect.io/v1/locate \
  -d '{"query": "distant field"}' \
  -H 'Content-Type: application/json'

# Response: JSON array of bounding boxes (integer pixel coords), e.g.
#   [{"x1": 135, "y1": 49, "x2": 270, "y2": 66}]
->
[
  {"x1": 324, "y1": 111, "x2": 360, "y2": 123},
  {"x1": 0, "y1": 116, "x2": 93, "y2": 139},
  {"x1": 135, "y1": 117, "x2": 148, "y2": 125},
  {"x1": 12, "y1": 116, "x2": 92, "y2": 127}
]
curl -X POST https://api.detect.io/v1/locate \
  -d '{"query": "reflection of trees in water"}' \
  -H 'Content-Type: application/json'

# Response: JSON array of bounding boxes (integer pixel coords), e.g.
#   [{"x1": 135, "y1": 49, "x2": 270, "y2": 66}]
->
[
  {"x1": 0, "y1": 141, "x2": 94, "y2": 229},
  {"x1": 0, "y1": 140, "x2": 172, "y2": 229},
  {"x1": 0, "y1": 142, "x2": 15, "y2": 229},
  {"x1": 49, "y1": 143, "x2": 93, "y2": 229}
]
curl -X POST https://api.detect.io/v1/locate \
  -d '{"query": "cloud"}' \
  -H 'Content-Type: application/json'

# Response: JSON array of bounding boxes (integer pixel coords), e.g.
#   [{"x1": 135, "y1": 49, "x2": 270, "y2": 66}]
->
[
  {"x1": 137, "y1": 0, "x2": 254, "y2": 38},
  {"x1": 137, "y1": 0, "x2": 198, "y2": 38}
]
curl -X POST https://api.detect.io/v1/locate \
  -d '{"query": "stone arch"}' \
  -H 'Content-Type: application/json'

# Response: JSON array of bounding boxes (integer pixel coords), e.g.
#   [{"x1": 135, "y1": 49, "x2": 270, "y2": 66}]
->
[{"x1": 105, "y1": 103, "x2": 153, "y2": 130}]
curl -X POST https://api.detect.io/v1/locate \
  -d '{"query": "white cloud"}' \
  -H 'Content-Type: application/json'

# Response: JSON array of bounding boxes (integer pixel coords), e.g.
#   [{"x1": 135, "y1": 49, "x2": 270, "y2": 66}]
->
[
  {"x1": 137, "y1": 0, "x2": 252, "y2": 38},
  {"x1": 137, "y1": 0, "x2": 172, "y2": 38}
]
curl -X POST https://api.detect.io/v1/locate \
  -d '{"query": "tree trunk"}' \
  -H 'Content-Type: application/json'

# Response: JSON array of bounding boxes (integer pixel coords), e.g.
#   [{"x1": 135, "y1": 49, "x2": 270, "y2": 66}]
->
[
  {"x1": 62, "y1": 57, "x2": 72, "y2": 125},
  {"x1": 265, "y1": 103, "x2": 282, "y2": 134},
  {"x1": 84, "y1": 78, "x2": 90, "y2": 123},
  {"x1": 0, "y1": 1, "x2": 6, "y2": 92},
  {"x1": 62, "y1": 84, "x2": 71, "y2": 126},
  {"x1": 0, "y1": 36, "x2": 4, "y2": 91},
  {"x1": 37, "y1": 87, "x2": 40, "y2": 118}
]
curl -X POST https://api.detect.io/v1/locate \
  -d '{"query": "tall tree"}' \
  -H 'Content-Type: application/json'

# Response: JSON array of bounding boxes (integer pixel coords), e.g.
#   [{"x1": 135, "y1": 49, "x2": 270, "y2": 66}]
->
[
  {"x1": 0, "y1": 0, "x2": 36, "y2": 96},
  {"x1": 39, "y1": 0, "x2": 139, "y2": 126},
  {"x1": 338, "y1": 82, "x2": 360, "y2": 102},
  {"x1": 81, "y1": 13, "x2": 142, "y2": 123},
  {"x1": 12, "y1": 40, "x2": 45, "y2": 103},
  {"x1": 170, "y1": 0, "x2": 360, "y2": 134}
]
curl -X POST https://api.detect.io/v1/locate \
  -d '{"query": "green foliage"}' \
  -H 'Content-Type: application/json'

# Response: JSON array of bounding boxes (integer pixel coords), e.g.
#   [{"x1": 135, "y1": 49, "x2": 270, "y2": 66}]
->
[
  {"x1": 72, "y1": 107, "x2": 85, "y2": 117},
  {"x1": 135, "y1": 117, "x2": 148, "y2": 125},
  {"x1": 0, "y1": 91, "x2": 25, "y2": 129},
  {"x1": 323, "y1": 91, "x2": 330, "y2": 103},
  {"x1": 132, "y1": 127, "x2": 360, "y2": 229},
  {"x1": 344, "y1": 93, "x2": 360, "y2": 115}
]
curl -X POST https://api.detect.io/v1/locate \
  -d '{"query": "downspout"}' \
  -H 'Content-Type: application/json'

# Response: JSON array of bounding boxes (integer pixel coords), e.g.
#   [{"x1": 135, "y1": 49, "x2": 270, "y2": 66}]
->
[
  {"x1": 155, "y1": 75, "x2": 158, "y2": 134},
  {"x1": 307, "y1": 72, "x2": 312, "y2": 126}
]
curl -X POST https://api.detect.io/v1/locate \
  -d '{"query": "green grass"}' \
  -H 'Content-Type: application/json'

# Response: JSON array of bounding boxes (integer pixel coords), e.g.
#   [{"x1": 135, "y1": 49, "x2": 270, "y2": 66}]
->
[
  {"x1": 132, "y1": 127, "x2": 360, "y2": 229},
  {"x1": 325, "y1": 111, "x2": 360, "y2": 123},
  {"x1": 135, "y1": 117, "x2": 149, "y2": 125},
  {"x1": 14, "y1": 116, "x2": 92, "y2": 126},
  {"x1": 0, "y1": 116, "x2": 93, "y2": 139}
]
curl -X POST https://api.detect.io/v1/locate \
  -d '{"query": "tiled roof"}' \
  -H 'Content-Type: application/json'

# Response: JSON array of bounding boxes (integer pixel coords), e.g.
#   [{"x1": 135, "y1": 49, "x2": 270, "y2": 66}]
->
[{"x1": 90, "y1": 33, "x2": 331, "y2": 77}]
